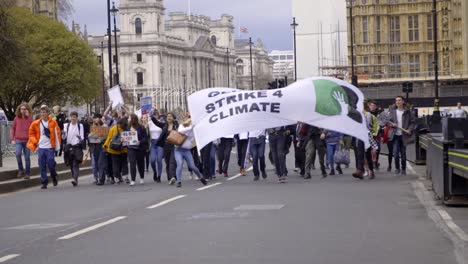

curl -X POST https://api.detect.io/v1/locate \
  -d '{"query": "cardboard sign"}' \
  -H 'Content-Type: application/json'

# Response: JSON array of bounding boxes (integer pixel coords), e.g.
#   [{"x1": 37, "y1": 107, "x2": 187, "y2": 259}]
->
[
  {"x1": 140, "y1": 96, "x2": 152, "y2": 115},
  {"x1": 121, "y1": 131, "x2": 138, "y2": 146},
  {"x1": 88, "y1": 126, "x2": 109, "y2": 143},
  {"x1": 108, "y1": 85, "x2": 124, "y2": 109}
]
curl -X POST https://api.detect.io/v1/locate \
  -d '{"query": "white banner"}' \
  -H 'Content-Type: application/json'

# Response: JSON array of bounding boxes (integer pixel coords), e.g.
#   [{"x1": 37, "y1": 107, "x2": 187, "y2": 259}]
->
[{"x1": 188, "y1": 77, "x2": 369, "y2": 150}]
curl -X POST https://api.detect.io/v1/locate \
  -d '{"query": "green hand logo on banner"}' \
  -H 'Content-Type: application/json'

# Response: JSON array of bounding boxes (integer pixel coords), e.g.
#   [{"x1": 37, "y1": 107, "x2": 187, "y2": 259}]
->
[{"x1": 313, "y1": 80, "x2": 350, "y2": 116}]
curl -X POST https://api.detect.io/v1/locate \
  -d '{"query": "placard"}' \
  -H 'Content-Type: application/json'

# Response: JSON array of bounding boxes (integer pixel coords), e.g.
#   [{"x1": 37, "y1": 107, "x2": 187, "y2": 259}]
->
[
  {"x1": 121, "y1": 131, "x2": 138, "y2": 146},
  {"x1": 140, "y1": 96, "x2": 152, "y2": 115},
  {"x1": 107, "y1": 85, "x2": 124, "y2": 109}
]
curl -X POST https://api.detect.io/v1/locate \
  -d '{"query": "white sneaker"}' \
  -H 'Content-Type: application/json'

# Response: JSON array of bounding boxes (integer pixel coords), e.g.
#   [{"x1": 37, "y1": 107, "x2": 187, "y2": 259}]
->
[
  {"x1": 129, "y1": 181, "x2": 135, "y2": 186},
  {"x1": 169, "y1": 178, "x2": 176, "y2": 185},
  {"x1": 139, "y1": 179, "x2": 144, "y2": 185},
  {"x1": 189, "y1": 175, "x2": 193, "y2": 180}
]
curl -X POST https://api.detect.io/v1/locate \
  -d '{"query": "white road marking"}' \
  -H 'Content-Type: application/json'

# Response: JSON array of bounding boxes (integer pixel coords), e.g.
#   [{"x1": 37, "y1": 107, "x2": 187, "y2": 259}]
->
[
  {"x1": 197, "y1": 182, "x2": 222, "y2": 191},
  {"x1": 437, "y1": 209, "x2": 452, "y2": 220},
  {"x1": 147, "y1": 195, "x2": 187, "y2": 209},
  {"x1": 446, "y1": 220, "x2": 468, "y2": 241},
  {"x1": 227, "y1": 173, "x2": 242, "y2": 181},
  {"x1": 227, "y1": 166, "x2": 253, "y2": 181},
  {"x1": 0, "y1": 254, "x2": 20, "y2": 263},
  {"x1": 57, "y1": 216, "x2": 126, "y2": 240},
  {"x1": 406, "y1": 163, "x2": 416, "y2": 174}
]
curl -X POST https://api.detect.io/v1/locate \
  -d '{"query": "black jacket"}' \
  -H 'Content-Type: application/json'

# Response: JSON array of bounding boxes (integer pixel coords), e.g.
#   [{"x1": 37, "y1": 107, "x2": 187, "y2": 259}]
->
[{"x1": 151, "y1": 117, "x2": 179, "y2": 148}]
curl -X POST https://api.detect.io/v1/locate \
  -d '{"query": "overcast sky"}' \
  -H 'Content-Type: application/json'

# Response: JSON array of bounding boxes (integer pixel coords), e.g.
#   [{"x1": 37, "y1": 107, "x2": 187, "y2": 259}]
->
[{"x1": 70, "y1": 0, "x2": 293, "y2": 51}]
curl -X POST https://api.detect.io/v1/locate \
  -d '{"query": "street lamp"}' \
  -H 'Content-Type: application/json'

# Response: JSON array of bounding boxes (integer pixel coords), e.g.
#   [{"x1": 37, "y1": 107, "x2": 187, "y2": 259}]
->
[
  {"x1": 249, "y1": 37, "x2": 254, "y2": 90},
  {"x1": 291, "y1": 17, "x2": 298, "y2": 82},
  {"x1": 431, "y1": 0, "x2": 441, "y2": 132},
  {"x1": 100, "y1": 41, "x2": 106, "y2": 109},
  {"x1": 106, "y1": 0, "x2": 113, "y2": 87},
  {"x1": 182, "y1": 73, "x2": 188, "y2": 111},
  {"x1": 348, "y1": 0, "x2": 357, "y2": 86},
  {"x1": 110, "y1": 2, "x2": 120, "y2": 85},
  {"x1": 226, "y1": 48, "x2": 230, "y2": 87}
]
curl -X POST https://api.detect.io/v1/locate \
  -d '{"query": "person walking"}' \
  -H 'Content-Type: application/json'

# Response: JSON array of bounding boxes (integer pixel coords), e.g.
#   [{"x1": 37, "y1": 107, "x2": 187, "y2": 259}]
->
[
  {"x1": 174, "y1": 118, "x2": 207, "y2": 188},
  {"x1": 268, "y1": 126, "x2": 289, "y2": 183},
  {"x1": 103, "y1": 117, "x2": 128, "y2": 184},
  {"x1": 27, "y1": 105, "x2": 61, "y2": 189},
  {"x1": 324, "y1": 130, "x2": 343, "y2": 175},
  {"x1": 303, "y1": 125, "x2": 327, "y2": 179},
  {"x1": 148, "y1": 111, "x2": 165, "y2": 182},
  {"x1": 217, "y1": 135, "x2": 234, "y2": 177},
  {"x1": 236, "y1": 132, "x2": 249, "y2": 176},
  {"x1": 249, "y1": 130, "x2": 267, "y2": 181},
  {"x1": 88, "y1": 113, "x2": 108, "y2": 185},
  {"x1": 63, "y1": 112, "x2": 84, "y2": 187},
  {"x1": 295, "y1": 122, "x2": 308, "y2": 177},
  {"x1": 158, "y1": 113, "x2": 178, "y2": 184},
  {"x1": 127, "y1": 114, "x2": 148, "y2": 186},
  {"x1": 10, "y1": 103, "x2": 33, "y2": 179},
  {"x1": 388, "y1": 96, "x2": 416, "y2": 175}
]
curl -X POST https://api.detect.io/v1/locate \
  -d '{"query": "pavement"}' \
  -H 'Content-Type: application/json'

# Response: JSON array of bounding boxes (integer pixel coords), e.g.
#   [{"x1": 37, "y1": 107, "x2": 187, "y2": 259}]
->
[{"x1": 0, "y1": 150, "x2": 463, "y2": 264}]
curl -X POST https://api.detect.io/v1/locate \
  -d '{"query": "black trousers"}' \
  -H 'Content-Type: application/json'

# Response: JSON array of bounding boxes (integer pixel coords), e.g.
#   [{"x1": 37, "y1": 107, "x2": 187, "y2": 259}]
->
[
  {"x1": 387, "y1": 140, "x2": 394, "y2": 168},
  {"x1": 295, "y1": 140, "x2": 306, "y2": 175},
  {"x1": 237, "y1": 139, "x2": 249, "y2": 169},
  {"x1": 111, "y1": 154, "x2": 125, "y2": 180},
  {"x1": 128, "y1": 148, "x2": 145, "y2": 181},
  {"x1": 200, "y1": 142, "x2": 213, "y2": 179},
  {"x1": 191, "y1": 147, "x2": 203, "y2": 172},
  {"x1": 217, "y1": 138, "x2": 233, "y2": 173},
  {"x1": 106, "y1": 152, "x2": 114, "y2": 180},
  {"x1": 353, "y1": 140, "x2": 373, "y2": 172},
  {"x1": 269, "y1": 133, "x2": 287, "y2": 177},
  {"x1": 163, "y1": 144, "x2": 176, "y2": 181}
]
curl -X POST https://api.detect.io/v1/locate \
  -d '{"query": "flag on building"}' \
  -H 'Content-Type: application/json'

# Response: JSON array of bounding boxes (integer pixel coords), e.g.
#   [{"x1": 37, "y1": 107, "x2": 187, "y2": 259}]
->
[
  {"x1": 240, "y1": 27, "x2": 248, "y2": 34},
  {"x1": 187, "y1": 77, "x2": 369, "y2": 150}
]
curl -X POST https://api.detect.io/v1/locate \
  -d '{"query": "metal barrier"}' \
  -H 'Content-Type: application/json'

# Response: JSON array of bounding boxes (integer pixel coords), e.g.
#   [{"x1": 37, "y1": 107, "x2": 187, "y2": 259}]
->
[{"x1": 0, "y1": 121, "x2": 15, "y2": 167}]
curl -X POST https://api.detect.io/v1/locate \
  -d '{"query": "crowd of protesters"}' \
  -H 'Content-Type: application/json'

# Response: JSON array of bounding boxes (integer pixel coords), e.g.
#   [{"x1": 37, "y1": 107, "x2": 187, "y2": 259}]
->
[{"x1": 9, "y1": 95, "x2": 424, "y2": 190}]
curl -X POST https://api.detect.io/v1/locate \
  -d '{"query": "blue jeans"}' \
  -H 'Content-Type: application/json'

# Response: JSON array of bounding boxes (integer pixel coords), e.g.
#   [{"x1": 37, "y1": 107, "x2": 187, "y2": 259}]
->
[
  {"x1": 150, "y1": 140, "x2": 164, "y2": 177},
  {"x1": 392, "y1": 135, "x2": 406, "y2": 171},
  {"x1": 15, "y1": 142, "x2": 31, "y2": 174},
  {"x1": 174, "y1": 147, "x2": 202, "y2": 183},
  {"x1": 249, "y1": 138, "x2": 266, "y2": 176},
  {"x1": 38, "y1": 148, "x2": 57, "y2": 185},
  {"x1": 326, "y1": 143, "x2": 339, "y2": 171}
]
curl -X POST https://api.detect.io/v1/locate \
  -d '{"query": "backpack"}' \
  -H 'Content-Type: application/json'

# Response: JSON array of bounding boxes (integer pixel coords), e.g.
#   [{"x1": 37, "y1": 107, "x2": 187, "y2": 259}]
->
[{"x1": 109, "y1": 127, "x2": 123, "y2": 151}]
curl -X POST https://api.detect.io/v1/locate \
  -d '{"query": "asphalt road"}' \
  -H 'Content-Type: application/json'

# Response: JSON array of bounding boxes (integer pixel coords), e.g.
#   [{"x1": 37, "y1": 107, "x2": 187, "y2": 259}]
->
[{"x1": 0, "y1": 151, "x2": 457, "y2": 264}]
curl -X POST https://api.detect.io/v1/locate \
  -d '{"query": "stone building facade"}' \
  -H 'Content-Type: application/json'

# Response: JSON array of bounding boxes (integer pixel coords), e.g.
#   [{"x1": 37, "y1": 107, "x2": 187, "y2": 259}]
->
[
  {"x1": 14, "y1": 0, "x2": 57, "y2": 19},
  {"x1": 235, "y1": 39, "x2": 274, "y2": 90},
  {"x1": 347, "y1": 0, "x2": 468, "y2": 102},
  {"x1": 87, "y1": 0, "x2": 273, "y2": 111}
]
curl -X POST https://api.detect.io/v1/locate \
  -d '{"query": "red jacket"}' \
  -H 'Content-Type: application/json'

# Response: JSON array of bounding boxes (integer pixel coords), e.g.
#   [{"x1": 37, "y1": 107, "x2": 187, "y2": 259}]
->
[{"x1": 10, "y1": 116, "x2": 33, "y2": 142}]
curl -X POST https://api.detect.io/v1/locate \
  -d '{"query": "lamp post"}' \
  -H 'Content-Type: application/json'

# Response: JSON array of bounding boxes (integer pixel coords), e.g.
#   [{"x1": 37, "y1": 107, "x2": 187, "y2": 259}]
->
[
  {"x1": 249, "y1": 37, "x2": 254, "y2": 90},
  {"x1": 348, "y1": 0, "x2": 357, "y2": 86},
  {"x1": 110, "y1": 2, "x2": 120, "y2": 85},
  {"x1": 100, "y1": 41, "x2": 106, "y2": 109},
  {"x1": 431, "y1": 0, "x2": 441, "y2": 132},
  {"x1": 182, "y1": 73, "x2": 188, "y2": 111},
  {"x1": 106, "y1": 0, "x2": 113, "y2": 87},
  {"x1": 226, "y1": 48, "x2": 230, "y2": 87},
  {"x1": 291, "y1": 17, "x2": 298, "y2": 82}
]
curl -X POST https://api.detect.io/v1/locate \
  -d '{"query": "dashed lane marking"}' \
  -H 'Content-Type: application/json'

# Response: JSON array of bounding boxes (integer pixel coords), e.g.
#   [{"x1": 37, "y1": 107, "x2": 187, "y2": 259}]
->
[
  {"x1": 57, "y1": 216, "x2": 127, "y2": 240},
  {"x1": 227, "y1": 166, "x2": 253, "y2": 181},
  {"x1": 197, "y1": 182, "x2": 222, "y2": 191},
  {"x1": 0, "y1": 254, "x2": 20, "y2": 263},
  {"x1": 147, "y1": 195, "x2": 187, "y2": 209}
]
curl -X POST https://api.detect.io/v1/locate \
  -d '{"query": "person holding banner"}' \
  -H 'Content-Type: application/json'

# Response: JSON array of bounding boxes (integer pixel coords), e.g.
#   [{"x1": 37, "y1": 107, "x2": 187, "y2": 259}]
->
[
  {"x1": 248, "y1": 130, "x2": 267, "y2": 181},
  {"x1": 268, "y1": 126, "x2": 290, "y2": 183},
  {"x1": 127, "y1": 114, "x2": 148, "y2": 186},
  {"x1": 174, "y1": 119, "x2": 208, "y2": 188},
  {"x1": 235, "y1": 132, "x2": 250, "y2": 176},
  {"x1": 217, "y1": 135, "x2": 234, "y2": 177}
]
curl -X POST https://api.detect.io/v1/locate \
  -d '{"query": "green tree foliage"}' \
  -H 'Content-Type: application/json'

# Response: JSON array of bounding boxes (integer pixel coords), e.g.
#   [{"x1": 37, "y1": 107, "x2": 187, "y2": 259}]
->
[{"x1": 0, "y1": 7, "x2": 100, "y2": 120}]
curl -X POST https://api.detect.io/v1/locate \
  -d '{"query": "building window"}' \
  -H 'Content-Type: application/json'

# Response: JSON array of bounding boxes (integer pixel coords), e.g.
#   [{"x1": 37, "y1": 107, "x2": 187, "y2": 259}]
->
[
  {"x1": 389, "y1": 0, "x2": 398, "y2": 4},
  {"x1": 390, "y1": 55, "x2": 401, "y2": 78},
  {"x1": 409, "y1": 54, "x2": 420, "y2": 77},
  {"x1": 135, "y1": 18, "x2": 142, "y2": 35},
  {"x1": 363, "y1": 56, "x2": 369, "y2": 73},
  {"x1": 376, "y1": 16, "x2": 381, "y2": 43},
  {"x1": 280, "y1": 55, "x2": 286, "y2": 60},
  {"x1": 210, "y1": 35, "x2": 217, "y2": 46},
  {"x1": 408, "y1": 15, "x2": 419, "y2": 42},
  {"x1": 390, "y1": 16, "x2": 400, "y2": 43},
  {"x1": 428, "y1": 54, "x2": 434, "y2": 76},
  {"x1": 287, "y1": 55, "x2": 294, "y2": 60},
  {"x1": 272, "y1": 55, "x2": 279, "y2": 60},
  {"x1": 136, "y1": 72, "x2": 144, "y2": 85},
  {"x1": 137, "y1": 53, "x2": 142, "y2": 62},
  {"x1": 427, "y1": 14, "x2": 433, "y2": 41},
  {"x1": 137, "y1": 93, "x2": 143, "y2": 102},
  {"x1": 362, "y1": 16, "x2": 368, "y2": 44},
  {"x1": 236, "y1": 59, "x2": 244, "y2": 75},
  {"x1": 113, "y1": 73, "x2": 118, "y2": 83}
]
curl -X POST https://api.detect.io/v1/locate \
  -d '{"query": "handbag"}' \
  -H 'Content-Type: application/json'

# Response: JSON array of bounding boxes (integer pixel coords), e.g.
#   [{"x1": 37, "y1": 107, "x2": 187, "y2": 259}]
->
[
  {"x1": 166, "y1": 130, "x2": 187, "y2": 146},
  {"x1": 109, "y1": 128, "x2": 123, "y2": 151},
  {"x1": 334, "y1": 145, "x2": 350, "y2": 165}
]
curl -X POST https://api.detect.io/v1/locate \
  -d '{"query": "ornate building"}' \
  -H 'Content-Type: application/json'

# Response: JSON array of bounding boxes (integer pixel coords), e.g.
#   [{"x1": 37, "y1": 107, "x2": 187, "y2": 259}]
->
[
  {"x1": 347, "y1": 0, "x2": 468, "y2": 103},
  {"x1": 235, "y1": 39, "x2": 274, "y2": 89},
  {"x1": 14, "y1": 0, "x2": 57, "y2": 19},
  {"x1": 87, "y1": 0, "x2": 273, "y2": 111}
]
